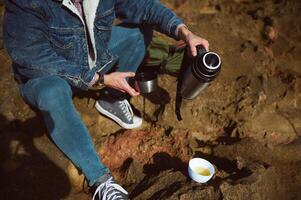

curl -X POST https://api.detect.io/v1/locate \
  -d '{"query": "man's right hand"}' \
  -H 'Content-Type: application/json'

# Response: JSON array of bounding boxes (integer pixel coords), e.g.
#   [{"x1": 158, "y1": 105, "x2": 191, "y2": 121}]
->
[{"x1": 103, "y1": 72, "x2": 140, "y2": 96}]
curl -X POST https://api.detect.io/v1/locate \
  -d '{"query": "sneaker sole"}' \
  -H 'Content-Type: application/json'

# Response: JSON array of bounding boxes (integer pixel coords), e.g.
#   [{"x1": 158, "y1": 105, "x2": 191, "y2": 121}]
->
[{"x1": 95, "y1": 101, "x2": 142, "y2": 129}]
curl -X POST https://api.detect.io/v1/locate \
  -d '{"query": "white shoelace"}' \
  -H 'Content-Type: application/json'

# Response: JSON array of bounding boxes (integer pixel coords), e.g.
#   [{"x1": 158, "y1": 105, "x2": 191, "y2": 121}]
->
[
  {"x1": 92, "y1": 177, "x2": 128, "y2": 200},
  {"x1": 118, "y1": 100, "x2": 134, "y2": 121}
]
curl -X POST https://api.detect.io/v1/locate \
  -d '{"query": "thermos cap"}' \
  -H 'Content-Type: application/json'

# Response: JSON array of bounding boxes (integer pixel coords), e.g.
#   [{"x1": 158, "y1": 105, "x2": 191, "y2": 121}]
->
[
  {"x1": 202, "y1": 52, "x2": 221, "y2": 70},
  {"x1": 193, "y1": 51, "x2": 221, "y2": 82}
]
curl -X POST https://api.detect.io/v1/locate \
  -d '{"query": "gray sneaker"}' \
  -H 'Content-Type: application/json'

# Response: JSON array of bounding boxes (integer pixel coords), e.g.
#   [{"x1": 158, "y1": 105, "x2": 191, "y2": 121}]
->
[
  {"x1": 95, "y1": 95, "x2": 142, "y2": 129},
  {"x1": 92, "y1": 177, "x2": 128, "y2": 200}
]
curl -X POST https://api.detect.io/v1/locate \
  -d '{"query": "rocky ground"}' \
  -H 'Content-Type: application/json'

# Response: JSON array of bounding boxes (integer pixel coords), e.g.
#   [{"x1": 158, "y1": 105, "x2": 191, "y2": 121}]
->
[{"x1": 0, "y1": 0, "x2": 301, "y2": 199}]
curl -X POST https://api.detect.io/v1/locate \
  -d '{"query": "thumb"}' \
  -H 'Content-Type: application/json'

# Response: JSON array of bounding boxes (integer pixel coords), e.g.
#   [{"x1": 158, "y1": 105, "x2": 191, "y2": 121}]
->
[{"x1": 121, "y1": 72, "x2": 136, "y2": 78}]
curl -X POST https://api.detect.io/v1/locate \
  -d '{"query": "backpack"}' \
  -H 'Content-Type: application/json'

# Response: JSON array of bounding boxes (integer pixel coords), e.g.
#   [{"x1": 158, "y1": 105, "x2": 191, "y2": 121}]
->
[{"x1": 141, "y1": 37, "x2": 184, "y2": 75}]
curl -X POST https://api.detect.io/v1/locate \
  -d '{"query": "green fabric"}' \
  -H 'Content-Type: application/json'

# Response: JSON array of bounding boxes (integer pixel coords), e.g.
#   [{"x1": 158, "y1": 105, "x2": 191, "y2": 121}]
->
[{"x1": 144, "y1": 37, "x2": 184, "y2": 74}]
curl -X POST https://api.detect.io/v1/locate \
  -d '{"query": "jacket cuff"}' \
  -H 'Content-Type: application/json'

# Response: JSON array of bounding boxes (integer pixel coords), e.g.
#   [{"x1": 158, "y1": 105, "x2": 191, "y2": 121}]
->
[
  {"x1": 175, "y1": 24, "x2": 188, "y2": 39},
  {"x1": 81, "y1": 68, "x2": 96, "y2": 87},
  {"x1": 167, "y1": 17, "x2": 184, "y2": 40},
  {"x1": 88, "y1": 73, "x2": 99, "y2": 87}
]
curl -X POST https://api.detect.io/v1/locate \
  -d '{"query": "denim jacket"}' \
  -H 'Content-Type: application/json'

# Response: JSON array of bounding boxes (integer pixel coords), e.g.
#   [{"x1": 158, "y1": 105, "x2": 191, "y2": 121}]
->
[{"x1": 3, "y1": 0, "x2": 183, "y2": 90}]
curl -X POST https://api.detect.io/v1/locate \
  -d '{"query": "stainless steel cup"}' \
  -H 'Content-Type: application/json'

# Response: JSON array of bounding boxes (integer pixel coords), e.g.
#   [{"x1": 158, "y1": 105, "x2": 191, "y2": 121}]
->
[{"x1": 134, "y1": 72, "x2": 158, "y2": 94}]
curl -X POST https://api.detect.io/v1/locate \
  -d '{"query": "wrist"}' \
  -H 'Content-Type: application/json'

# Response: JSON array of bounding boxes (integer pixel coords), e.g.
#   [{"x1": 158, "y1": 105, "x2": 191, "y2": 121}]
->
[
  {"x1": 91, "y1": 72, "x2": 105, "y2": 89},
  {"x1": 177, "y1": 24, "x2": 191, "y2": 42},
  {"x1": 97, "y1": 72, "x2": 105, "y2": 85}
]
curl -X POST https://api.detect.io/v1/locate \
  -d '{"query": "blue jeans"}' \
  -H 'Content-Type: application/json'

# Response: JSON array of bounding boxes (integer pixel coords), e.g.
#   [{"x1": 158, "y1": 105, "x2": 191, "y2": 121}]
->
[{"x1": 19, "y1": 25, "x2": 152, "y2": 186}]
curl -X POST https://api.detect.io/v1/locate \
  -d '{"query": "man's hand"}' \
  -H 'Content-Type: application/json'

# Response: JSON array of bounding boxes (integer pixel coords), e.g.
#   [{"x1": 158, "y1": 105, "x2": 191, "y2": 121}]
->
[
  {"x1": 177, "y1": 24, "x2": 209, "y2": 57},
  {"x1": 103, "y1": 72, "x2": 140, "y2": 96}
]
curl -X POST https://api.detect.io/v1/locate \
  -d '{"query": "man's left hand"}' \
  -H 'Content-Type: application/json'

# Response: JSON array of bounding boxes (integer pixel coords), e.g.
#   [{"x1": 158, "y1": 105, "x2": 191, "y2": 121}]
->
[{"x1": 177, "y1": 24, "x2": 209, "y2": 57}]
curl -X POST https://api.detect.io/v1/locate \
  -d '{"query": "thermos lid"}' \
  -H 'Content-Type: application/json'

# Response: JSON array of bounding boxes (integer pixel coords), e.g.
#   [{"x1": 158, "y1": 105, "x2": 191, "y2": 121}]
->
[
  {"x1": 202, "y1": 52, "x2": 221, "y2": 70},
  {"x1": 192, "y1": 46, "x2": 221, "y2": 82}
]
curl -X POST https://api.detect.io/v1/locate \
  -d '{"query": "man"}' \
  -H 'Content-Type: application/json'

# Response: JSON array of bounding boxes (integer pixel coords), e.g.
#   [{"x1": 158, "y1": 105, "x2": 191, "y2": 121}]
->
[{"x1": 3, "y1": 0, "x2": 209, "y2": 199}]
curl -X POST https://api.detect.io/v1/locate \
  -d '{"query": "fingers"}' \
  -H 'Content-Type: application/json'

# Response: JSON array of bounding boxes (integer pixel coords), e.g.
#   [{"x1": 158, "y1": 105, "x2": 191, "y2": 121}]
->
[
  {"x1": 105, "y1": 72, "x2": 140, "y2": 96},
  {"x1": 119, "y1": 72, "x2": 140, "y2": 96},
  {"x1": 121, "y1": 80, "x2": 140, "y2": 96},
  {"x1": 201, "y1": 39, "x2": 210, "y2": 52},
  {"x1": 185, "y1": 31, "x2": 210, "y2": 57},
  {"x1": 176, "y1": 40, "x2": 187, "y2": 50},
  {"x1": 189, "y1": 39, "x2": 209, "y2": 57},
  {"x1": 190, "y1": 45, "x2": 198, "y2": 57},
  {"x1": 120, "y1": 72, "x2": 136, "y2": 78}
]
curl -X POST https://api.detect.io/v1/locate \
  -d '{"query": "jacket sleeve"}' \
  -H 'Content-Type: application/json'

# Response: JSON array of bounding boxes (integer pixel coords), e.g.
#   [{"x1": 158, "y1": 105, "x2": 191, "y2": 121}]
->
[
  {"x1": 3, "y1": 1, "x2": 95, "y2": 90},
  {"x1": 114, "y1": 0, "x2": 183, "y2": 40}
]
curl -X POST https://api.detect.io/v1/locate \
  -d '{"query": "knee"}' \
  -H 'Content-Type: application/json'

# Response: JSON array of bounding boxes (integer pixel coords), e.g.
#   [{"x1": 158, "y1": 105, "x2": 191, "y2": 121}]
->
[
  {"x1": 128, "y1": 25, "x2": 153, "y2": 51},
  {"x1": 128, "y1": 32, "x2": 149, "y2": 60},
  {"x1": 134, "y1": 34, "x2": 145, "y2": 54},
  {"x1": 36, "y1": 76, "x2": 72, "y2": 111}
]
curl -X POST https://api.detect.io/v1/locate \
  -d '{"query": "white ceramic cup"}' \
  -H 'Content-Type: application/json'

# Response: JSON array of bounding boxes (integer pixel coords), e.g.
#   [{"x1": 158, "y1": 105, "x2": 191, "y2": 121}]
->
[{"x1": 188, "y1": 158, "x2": 215, "y2": 183}]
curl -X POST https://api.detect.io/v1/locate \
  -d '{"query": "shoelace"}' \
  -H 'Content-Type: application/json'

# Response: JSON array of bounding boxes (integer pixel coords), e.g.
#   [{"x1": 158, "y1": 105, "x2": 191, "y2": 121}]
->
[
  {"x1": 92, "y1": 177, "x2": 128, "y2": 200},
  {"x1": 118, "y1": 100, "x2": 133, "y2": 121}
]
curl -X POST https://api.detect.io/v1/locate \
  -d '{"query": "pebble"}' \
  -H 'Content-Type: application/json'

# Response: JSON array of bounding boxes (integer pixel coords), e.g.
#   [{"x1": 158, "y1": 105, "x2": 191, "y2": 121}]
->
[{"x1": 264, "y1": 25, "x2": 278, "y2": 42}]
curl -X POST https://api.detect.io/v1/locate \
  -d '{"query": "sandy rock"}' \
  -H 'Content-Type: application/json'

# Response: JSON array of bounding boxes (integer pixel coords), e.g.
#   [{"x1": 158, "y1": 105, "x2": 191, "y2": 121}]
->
[
  {"x1": 199, "y1": 5, "x2": 219, "y2": 14},
  {"x1": 293, "y1": 78, "x2": 301, "y2": 108},
  {"x1": 1, "y1": 0, "x2": 301, "y2": 199},
  {"x1": 178, "y1": 186, "x2": 216, "y2": 200},
  {"x1": 236, "y1": 156, "x2": 248, "y2": 170},
  {"x1": 215, "y1": 170, "x2": 230, "y2": 179},
  {"x1": 93, "y1": 115, "x2": 121, "y2": 136},
  {"x1": 194, "y1": 146, "x2": 213, "y2": 155},
  {"x1": 220, "y1": 181, "x2": 256, "y2": 200},
  {"x1": 263, "y1": 25, "x2": 278, "y2": 42},
  {"x1": 67, "y1": 162, "x2": 86, "y2": 192},
  {"x1": 263, "y1": 46, "x2": 274, "y2": 57},
  {"x1": 0, "y1": 50, "x2": 11, "y2": 68},
  {"x1": 81, "y1": 113, "x2": 95, "y2": 127},
  {"x1": 174, "y1": 0, "x2": 187, "y2": 8},
  {"x1": 191, "y1": 128, "x2": 224, "y2": 142},
  {"x1": 123, "y1": 160, "x2": 145, "y2": 185},
  {"x1": 1, "y1": 158, "x2": 21, "y2": 173},
  {"x1": 244, "y1": 105, "x2": 298, "y2": 147},
  {"x1": 98, "y1": 129, "x2": 190, "y2": 180},
  {"x1": 130, "y1": 170, "x2": 188, "y2": 200},
  {"x1": 294, "y1": 93, "x2": 301, "y2": 108},
  {"x1": 294, "y1": 78, "x2": 301, "y2": 92},
  {"x1": 189, "y1": 137, "x2": 200, "y2": 150},
  {"x1": 234, "y1": 0, "x2": 253, "y2": 3},
  {"x1": 220, "y1": 165, "x2": 301, "y2": 200}
]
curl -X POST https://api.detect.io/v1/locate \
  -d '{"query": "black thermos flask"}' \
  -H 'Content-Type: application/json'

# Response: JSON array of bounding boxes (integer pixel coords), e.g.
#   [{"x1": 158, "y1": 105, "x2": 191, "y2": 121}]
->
[{"x1": 180, "y1": 45, "x2": 222, "y2": 99}]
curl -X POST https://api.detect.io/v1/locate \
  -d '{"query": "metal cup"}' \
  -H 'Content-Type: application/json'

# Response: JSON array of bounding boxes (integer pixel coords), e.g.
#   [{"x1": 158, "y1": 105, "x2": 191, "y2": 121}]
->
[{"x1": 134, "y1": 72, "x2": 158, "y2": 94}]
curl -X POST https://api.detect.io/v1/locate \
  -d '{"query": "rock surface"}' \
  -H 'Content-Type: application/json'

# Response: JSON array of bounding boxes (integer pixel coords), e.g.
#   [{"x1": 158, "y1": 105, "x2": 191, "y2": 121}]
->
[{"x1": 1, "y1": 0, "x2": 301, "y2": 200}]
